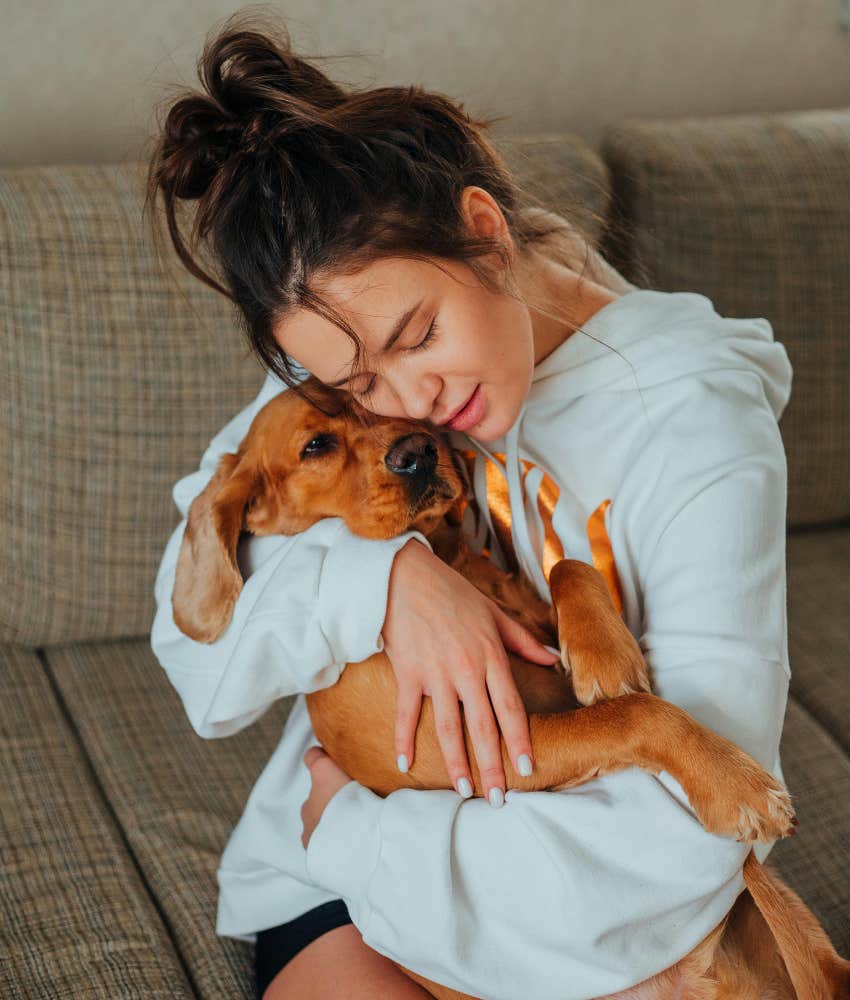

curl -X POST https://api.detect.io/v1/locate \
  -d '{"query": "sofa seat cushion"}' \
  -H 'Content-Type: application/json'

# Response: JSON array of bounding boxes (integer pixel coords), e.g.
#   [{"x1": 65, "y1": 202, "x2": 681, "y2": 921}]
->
[
  {"x1": 44, "y1": 638, "x2": 295, "y2": 998},
  {"x1": 0, "y1": 643, "x2": 193, "y2": 998},
  {"x1": 45, "y1": 636, "x2": 849, "y2": 993},
  {"x1": 786, "y1": 523, "x2": 850, "y2": 754}
]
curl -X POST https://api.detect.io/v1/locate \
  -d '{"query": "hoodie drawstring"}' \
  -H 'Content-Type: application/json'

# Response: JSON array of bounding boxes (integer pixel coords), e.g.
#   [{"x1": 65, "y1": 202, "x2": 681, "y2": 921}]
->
[{"x1": 454, "y1": 424, "x2": 624, "y2": 616}]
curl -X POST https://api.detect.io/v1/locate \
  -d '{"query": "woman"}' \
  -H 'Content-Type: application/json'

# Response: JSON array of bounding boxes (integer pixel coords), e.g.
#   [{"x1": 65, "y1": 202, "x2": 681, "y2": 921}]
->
[{"x1": 147, "y1": 11, "x2": 793, "y2": 1000}]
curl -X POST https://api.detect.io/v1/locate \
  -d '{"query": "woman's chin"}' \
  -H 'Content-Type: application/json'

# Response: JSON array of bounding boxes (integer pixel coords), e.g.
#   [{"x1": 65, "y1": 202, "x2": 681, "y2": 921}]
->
[{"x1": 467, "y1": 404, "x2": 521, "y2": 444}]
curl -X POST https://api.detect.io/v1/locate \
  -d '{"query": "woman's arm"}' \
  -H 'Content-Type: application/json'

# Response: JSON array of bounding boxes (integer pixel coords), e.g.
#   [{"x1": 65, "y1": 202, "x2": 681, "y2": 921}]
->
[
  {"x1": 301, "y1": 376, "x2": 791, "y2": 1000},
  {"x1": 150, "y1": 368, "x2": 432, "y2": 739}
]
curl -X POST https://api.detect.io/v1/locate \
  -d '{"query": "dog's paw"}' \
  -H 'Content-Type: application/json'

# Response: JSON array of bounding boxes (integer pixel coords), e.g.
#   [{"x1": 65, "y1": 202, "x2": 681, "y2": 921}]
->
[
  {"x1": 688, "y1": 753, "x2": 797, "y2": 844},
  {"x1": 732, "y1": 783, "x2": 798, "y2": 843},
  {"x1": 561, "y1": 639, "x2": 652, "y2": 706}
]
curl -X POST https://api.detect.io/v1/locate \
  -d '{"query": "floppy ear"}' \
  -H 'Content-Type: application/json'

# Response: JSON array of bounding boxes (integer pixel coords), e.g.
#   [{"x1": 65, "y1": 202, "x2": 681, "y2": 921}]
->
[{"x1": 171, "y1": 450, "x2": 260, "y2": 644}]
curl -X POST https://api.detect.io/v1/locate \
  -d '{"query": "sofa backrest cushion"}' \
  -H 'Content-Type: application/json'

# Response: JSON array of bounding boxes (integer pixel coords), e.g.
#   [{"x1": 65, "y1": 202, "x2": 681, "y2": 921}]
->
[
  {"x1": 600, "y1": 107, "x2": 850, "y2": 528},
  {"x1": 0, "y1": 163, "x2": 267, "y2": 646}
]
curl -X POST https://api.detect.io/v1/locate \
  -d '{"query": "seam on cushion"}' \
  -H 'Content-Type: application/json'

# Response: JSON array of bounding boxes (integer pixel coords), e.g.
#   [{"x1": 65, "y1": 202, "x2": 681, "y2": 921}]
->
[{"x1": 36, "y1": 648, "x2": 201, "y2": 999}]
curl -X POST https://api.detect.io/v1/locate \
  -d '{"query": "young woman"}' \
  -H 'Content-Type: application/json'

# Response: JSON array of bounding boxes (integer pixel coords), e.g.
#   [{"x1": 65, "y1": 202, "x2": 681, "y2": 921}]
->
[{"x1": 147, "y1": 12, "x2": 793, "y2": 1000}]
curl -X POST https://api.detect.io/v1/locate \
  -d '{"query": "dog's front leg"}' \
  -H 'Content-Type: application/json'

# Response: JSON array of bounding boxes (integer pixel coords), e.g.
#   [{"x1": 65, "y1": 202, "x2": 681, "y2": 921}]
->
[{"x1": 548, "y1": 558, "x2": 652, "y2": 705}]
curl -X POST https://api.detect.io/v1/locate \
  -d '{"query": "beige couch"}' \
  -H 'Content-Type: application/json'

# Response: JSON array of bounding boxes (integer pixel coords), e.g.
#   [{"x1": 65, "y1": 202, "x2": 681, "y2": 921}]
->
[{"x1": 1, "y1": 106, "x2": 848, "y2": 998}]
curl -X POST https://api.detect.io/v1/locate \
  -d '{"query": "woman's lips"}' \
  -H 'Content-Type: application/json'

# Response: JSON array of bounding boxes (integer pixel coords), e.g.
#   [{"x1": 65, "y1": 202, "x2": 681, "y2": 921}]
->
[{"x1": 448, "y1": 384, "x2": 484, "y2": 431}]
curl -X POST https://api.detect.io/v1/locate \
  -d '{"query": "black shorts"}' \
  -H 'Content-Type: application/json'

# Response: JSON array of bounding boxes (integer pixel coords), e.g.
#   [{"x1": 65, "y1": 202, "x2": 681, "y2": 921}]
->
[{"x1": 254, "y1": 898, "x2": 353, "y2": 999}]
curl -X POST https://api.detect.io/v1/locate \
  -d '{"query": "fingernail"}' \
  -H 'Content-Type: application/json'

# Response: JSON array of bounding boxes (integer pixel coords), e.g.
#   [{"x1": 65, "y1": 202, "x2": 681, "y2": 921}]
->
[
  {"x1": 488, "y1": 787, "x2": 504, "y2": 808},
  {"x1": 517, "y1": 753, "x2": 533, "y2": 777},
  {"x1": 397, "y1": 753, "x2": 409, "y2": 773},
  {"x1": 457, "y1": 777, "x2": 473, "y2": 798}
]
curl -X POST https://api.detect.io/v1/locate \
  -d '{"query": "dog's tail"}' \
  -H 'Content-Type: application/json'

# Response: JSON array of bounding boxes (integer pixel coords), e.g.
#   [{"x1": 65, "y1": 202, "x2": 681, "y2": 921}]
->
[{"x1": 743, "y1": 849, "x2": 850, "y2": 998}]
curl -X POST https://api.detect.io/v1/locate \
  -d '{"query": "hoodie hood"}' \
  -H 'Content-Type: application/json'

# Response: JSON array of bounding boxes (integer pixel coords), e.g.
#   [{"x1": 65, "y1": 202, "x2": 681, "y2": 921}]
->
[
  {"x1": 448, "y1": 288, "x2": 793, "y2": 599},
  {"x1": 527, "y1": 289, "x2": 792, "y2": 418}
]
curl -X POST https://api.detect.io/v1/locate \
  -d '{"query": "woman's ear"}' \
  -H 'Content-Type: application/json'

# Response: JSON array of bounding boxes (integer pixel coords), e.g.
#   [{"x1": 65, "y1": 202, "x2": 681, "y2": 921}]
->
[
  {"x1": 171, "y1": 450, "x2": 260, "y2": 643},
  {"x1": 459, "y1": 185, "x2": 514, "y2": 256}
]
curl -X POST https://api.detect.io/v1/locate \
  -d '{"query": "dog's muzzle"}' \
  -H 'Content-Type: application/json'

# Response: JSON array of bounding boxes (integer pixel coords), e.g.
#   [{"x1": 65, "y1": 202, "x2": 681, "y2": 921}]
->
[
  {"x1": 386, "y1": 432, "x2": 443, "y2": 504},
  {"x1": 385, "y1": 433, "x2": 438, "y2": 479}
]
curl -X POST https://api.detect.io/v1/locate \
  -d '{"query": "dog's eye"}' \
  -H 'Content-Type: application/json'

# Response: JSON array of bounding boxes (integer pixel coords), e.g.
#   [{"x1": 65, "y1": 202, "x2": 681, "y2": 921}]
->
[{"x1": 301, "y1": 433, "x2": 338, "y2": 458}]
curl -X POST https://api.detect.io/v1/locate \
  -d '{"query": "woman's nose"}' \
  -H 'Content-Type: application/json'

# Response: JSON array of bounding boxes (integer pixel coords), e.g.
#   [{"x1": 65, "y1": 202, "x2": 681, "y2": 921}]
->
[{"x1": 395, "y1": 372, "x2": 442, "y2": 422}]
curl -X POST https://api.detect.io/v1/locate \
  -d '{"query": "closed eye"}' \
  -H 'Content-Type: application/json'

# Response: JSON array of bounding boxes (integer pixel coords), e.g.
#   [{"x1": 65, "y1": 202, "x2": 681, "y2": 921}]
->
[
  {"x1": 358, "y1": 317, "x2": 440, "y2": 399},
  {"x1": 407, "y1": 316, "x2": 439, "y2": 354}
]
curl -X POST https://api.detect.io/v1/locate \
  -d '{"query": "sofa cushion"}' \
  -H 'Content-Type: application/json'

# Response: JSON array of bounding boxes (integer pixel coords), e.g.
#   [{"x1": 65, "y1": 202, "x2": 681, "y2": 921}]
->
[
  {"x1": 0, "y1": 643, "x2": 193, "y2": 998},
  {"x1": 0, "y1": 162, "x2": 266, "y2": 647},
  {"x1": 45, "y1": 636, "x2": 849, "y2": 994},
  {"x1": 786, "y1": 523, "x2": 850, "y2": 754},
  {"x1": 44, "y1": 638, "x2": 295, "y2": 998},
  {"x1": 770, "y1": 696, "x2": 850, "y2": 953},
  {"x1": 0, "y1": 134, "x2": 611, "y2": 648},
  {"x1": 498, "y1": 132, "x2": 614, "y2": 248},
  {"x1": 600, "y1": 107, "x2": 850, "y2": 528}
]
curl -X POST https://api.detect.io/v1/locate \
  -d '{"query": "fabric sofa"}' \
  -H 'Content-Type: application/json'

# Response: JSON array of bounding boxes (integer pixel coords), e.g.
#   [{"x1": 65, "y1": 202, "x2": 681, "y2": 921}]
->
[{"x1": 1, "y1": 106, "x2": 848, "y2": 998}]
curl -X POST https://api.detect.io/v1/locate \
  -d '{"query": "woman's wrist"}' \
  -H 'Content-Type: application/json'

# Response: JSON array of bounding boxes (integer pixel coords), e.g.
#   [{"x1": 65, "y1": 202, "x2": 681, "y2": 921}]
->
[{"x1": 389, "y1": 535, "x2": 432, "y2": 583}]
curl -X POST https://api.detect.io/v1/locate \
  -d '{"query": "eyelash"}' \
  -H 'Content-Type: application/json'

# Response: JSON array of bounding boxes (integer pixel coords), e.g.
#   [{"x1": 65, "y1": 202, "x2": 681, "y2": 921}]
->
[{"x1": 357, "y1": 318, "x2": 439, "y2": 399}]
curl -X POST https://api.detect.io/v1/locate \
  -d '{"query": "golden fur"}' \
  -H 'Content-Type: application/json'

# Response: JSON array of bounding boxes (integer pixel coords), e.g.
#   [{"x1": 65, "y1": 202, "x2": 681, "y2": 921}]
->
[{"x1": 172, "y1": 377, "x2": 850, "y2": 999}]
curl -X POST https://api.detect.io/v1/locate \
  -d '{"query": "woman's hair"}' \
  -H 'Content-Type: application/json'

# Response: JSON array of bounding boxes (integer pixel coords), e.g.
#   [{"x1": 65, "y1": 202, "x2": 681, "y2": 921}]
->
[{"x1": 143, "y1": 8, "x2": 621, "y2": 412}]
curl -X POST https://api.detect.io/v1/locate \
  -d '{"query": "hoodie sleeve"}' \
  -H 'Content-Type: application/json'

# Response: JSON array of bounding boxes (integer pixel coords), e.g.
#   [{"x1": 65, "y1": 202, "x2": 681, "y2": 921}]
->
[
  {"x1": 149, "y1": 369, "x2": 433, "y2": 739},
  {"x1": 302, "y1": 373, "x2": 791, "y2": 1000}
]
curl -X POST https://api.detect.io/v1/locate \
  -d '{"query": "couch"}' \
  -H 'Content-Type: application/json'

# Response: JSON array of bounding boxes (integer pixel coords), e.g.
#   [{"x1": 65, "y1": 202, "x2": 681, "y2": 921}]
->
[{"x1": 1, "y1": 106, "x2": 848, "y2": 998}]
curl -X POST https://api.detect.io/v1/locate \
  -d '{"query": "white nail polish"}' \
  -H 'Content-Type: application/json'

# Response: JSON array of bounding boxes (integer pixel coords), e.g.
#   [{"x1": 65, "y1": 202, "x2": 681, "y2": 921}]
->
[
  {"x1": 488, "y1": 787, "x2": 504, "y2": 808},
  {"x1": 457, "y1": 777, "x2": 473, "y2": 798},
  {"x1": 518, "y1": 753, "x2": 533, "y2": 777},
  {"x1": 397, "y1": 753, "x2": 409, "y2": 773}
]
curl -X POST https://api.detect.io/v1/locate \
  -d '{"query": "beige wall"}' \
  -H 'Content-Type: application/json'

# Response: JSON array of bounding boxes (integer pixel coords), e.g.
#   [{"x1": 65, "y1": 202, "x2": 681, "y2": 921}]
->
[{"x1": 2, "y1": 0, "x2": 849, "y2": 167}]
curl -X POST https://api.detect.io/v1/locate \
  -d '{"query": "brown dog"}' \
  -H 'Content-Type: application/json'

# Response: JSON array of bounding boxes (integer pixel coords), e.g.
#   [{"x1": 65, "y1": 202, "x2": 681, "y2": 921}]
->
[{"x1": 172, "y1": 377, "x2": 850, "y2": 999}]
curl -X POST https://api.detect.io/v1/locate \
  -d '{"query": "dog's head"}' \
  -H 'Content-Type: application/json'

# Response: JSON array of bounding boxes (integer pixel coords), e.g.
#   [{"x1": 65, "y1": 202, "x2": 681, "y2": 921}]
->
[{"x1": 171, "y1": 376, "x2": 467, "y2": 643}]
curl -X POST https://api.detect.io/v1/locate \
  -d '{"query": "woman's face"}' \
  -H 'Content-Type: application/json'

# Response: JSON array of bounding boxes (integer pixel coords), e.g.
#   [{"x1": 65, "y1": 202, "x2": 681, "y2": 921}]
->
[{"x1": 273, "y1": 253, "x2": 535, "y2": 444}]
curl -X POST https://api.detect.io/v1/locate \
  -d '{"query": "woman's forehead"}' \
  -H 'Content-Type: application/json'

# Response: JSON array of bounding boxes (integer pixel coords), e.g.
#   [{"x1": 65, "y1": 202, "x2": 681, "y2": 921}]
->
[{"x1": 275, "y1": 256, "x2": 441, "y2": 373}]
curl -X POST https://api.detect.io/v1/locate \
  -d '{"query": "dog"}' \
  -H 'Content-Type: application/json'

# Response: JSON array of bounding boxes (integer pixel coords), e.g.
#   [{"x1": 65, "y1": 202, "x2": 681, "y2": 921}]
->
[{"x1": 172, "y1": 376, "x2": 850, "y2": 999}]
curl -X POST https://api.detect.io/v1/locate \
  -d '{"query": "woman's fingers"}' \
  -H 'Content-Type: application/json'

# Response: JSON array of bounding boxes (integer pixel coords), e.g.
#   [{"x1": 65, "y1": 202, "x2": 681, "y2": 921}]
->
[
  {"x1": 494, "y1": 602, "x2": 561, "y2": 665},
  {"x1": 486, "y1": 657, "x2": 535, "y2": 780},
  {"x1": 456, "y1": 667, "x2": 508, "y2": 807},
  {"x1": 430, "y1": 682, "x2": 474, "y2": 799},
  {"x1": 383, "y1": 544, "x2": 545, "y2": 808},
  {"x1": 394, "y1": 682, "x2": 423, "y2": 773}
]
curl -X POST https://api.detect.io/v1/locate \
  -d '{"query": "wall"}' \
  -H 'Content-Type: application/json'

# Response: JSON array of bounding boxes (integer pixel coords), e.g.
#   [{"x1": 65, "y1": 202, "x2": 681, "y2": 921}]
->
[{"x1": 2, "y1": 0, "x2": 849, "y2": 166}]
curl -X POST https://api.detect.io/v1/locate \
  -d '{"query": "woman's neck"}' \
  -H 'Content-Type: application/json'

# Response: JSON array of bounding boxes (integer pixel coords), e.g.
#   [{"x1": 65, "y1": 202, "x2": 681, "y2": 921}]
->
[{"x1": 519, "y1": 251, "x2": 620, "y2": 366}]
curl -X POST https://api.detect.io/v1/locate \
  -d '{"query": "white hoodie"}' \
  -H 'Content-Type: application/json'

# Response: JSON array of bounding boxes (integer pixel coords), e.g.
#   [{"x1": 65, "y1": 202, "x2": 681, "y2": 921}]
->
[{"x1": 150, "y1": 287, "x2": 793, "y2": 1000}]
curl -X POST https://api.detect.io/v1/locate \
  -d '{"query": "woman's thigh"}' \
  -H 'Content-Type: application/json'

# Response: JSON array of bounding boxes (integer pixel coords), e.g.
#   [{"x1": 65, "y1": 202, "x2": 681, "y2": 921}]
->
[{"x1": 262, "y1": 922, "x2": 434, "y2": 999}]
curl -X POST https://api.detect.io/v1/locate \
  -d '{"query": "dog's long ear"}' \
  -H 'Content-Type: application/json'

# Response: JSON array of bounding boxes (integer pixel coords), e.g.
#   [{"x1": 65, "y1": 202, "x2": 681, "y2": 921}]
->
[{"x1": 171, "y1": 450, "x2": 260, "y2": 644}]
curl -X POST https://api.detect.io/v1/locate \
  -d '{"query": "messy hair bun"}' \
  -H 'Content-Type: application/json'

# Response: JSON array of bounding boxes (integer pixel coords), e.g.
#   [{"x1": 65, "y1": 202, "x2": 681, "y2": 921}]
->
[
  {"x1": 156, "y1": 25, "x2": 347, "y2": 202},
  {"x1": 144, "y1": 9, "x2": 609, "y2": 401}
]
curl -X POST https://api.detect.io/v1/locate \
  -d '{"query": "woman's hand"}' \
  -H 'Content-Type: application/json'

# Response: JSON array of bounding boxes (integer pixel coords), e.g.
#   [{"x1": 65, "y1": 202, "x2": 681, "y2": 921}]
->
[
  {"x1": 381, "y1": 538, "x2": 560, "y2": 807},
  {"x1": 300, "y1": 746, "x2": 354, "y2": 850}
]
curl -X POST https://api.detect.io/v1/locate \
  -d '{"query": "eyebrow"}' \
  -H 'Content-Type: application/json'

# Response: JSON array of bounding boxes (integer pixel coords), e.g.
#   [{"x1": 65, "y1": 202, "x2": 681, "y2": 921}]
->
[{"x1": 326, "y1": 298, "x2": 424, "y2": 388}]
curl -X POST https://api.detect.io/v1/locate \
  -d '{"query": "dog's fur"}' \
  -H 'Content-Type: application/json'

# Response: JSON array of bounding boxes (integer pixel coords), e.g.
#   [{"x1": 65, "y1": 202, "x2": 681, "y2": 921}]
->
[{"x1": 172, "y1": 377, "x2": 850, "y2": 999}]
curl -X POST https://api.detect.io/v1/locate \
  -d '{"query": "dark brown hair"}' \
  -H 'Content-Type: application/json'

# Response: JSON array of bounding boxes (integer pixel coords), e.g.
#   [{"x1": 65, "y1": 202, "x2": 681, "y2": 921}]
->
[{"x1": 143, "y1": 8, "x2": 608, "y2": 412}]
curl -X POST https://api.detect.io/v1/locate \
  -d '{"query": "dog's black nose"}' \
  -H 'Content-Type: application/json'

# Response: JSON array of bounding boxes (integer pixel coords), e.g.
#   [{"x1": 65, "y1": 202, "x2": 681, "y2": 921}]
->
[{"x1": 385, "y1": 433, "x2": 437, "y2": 478}]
